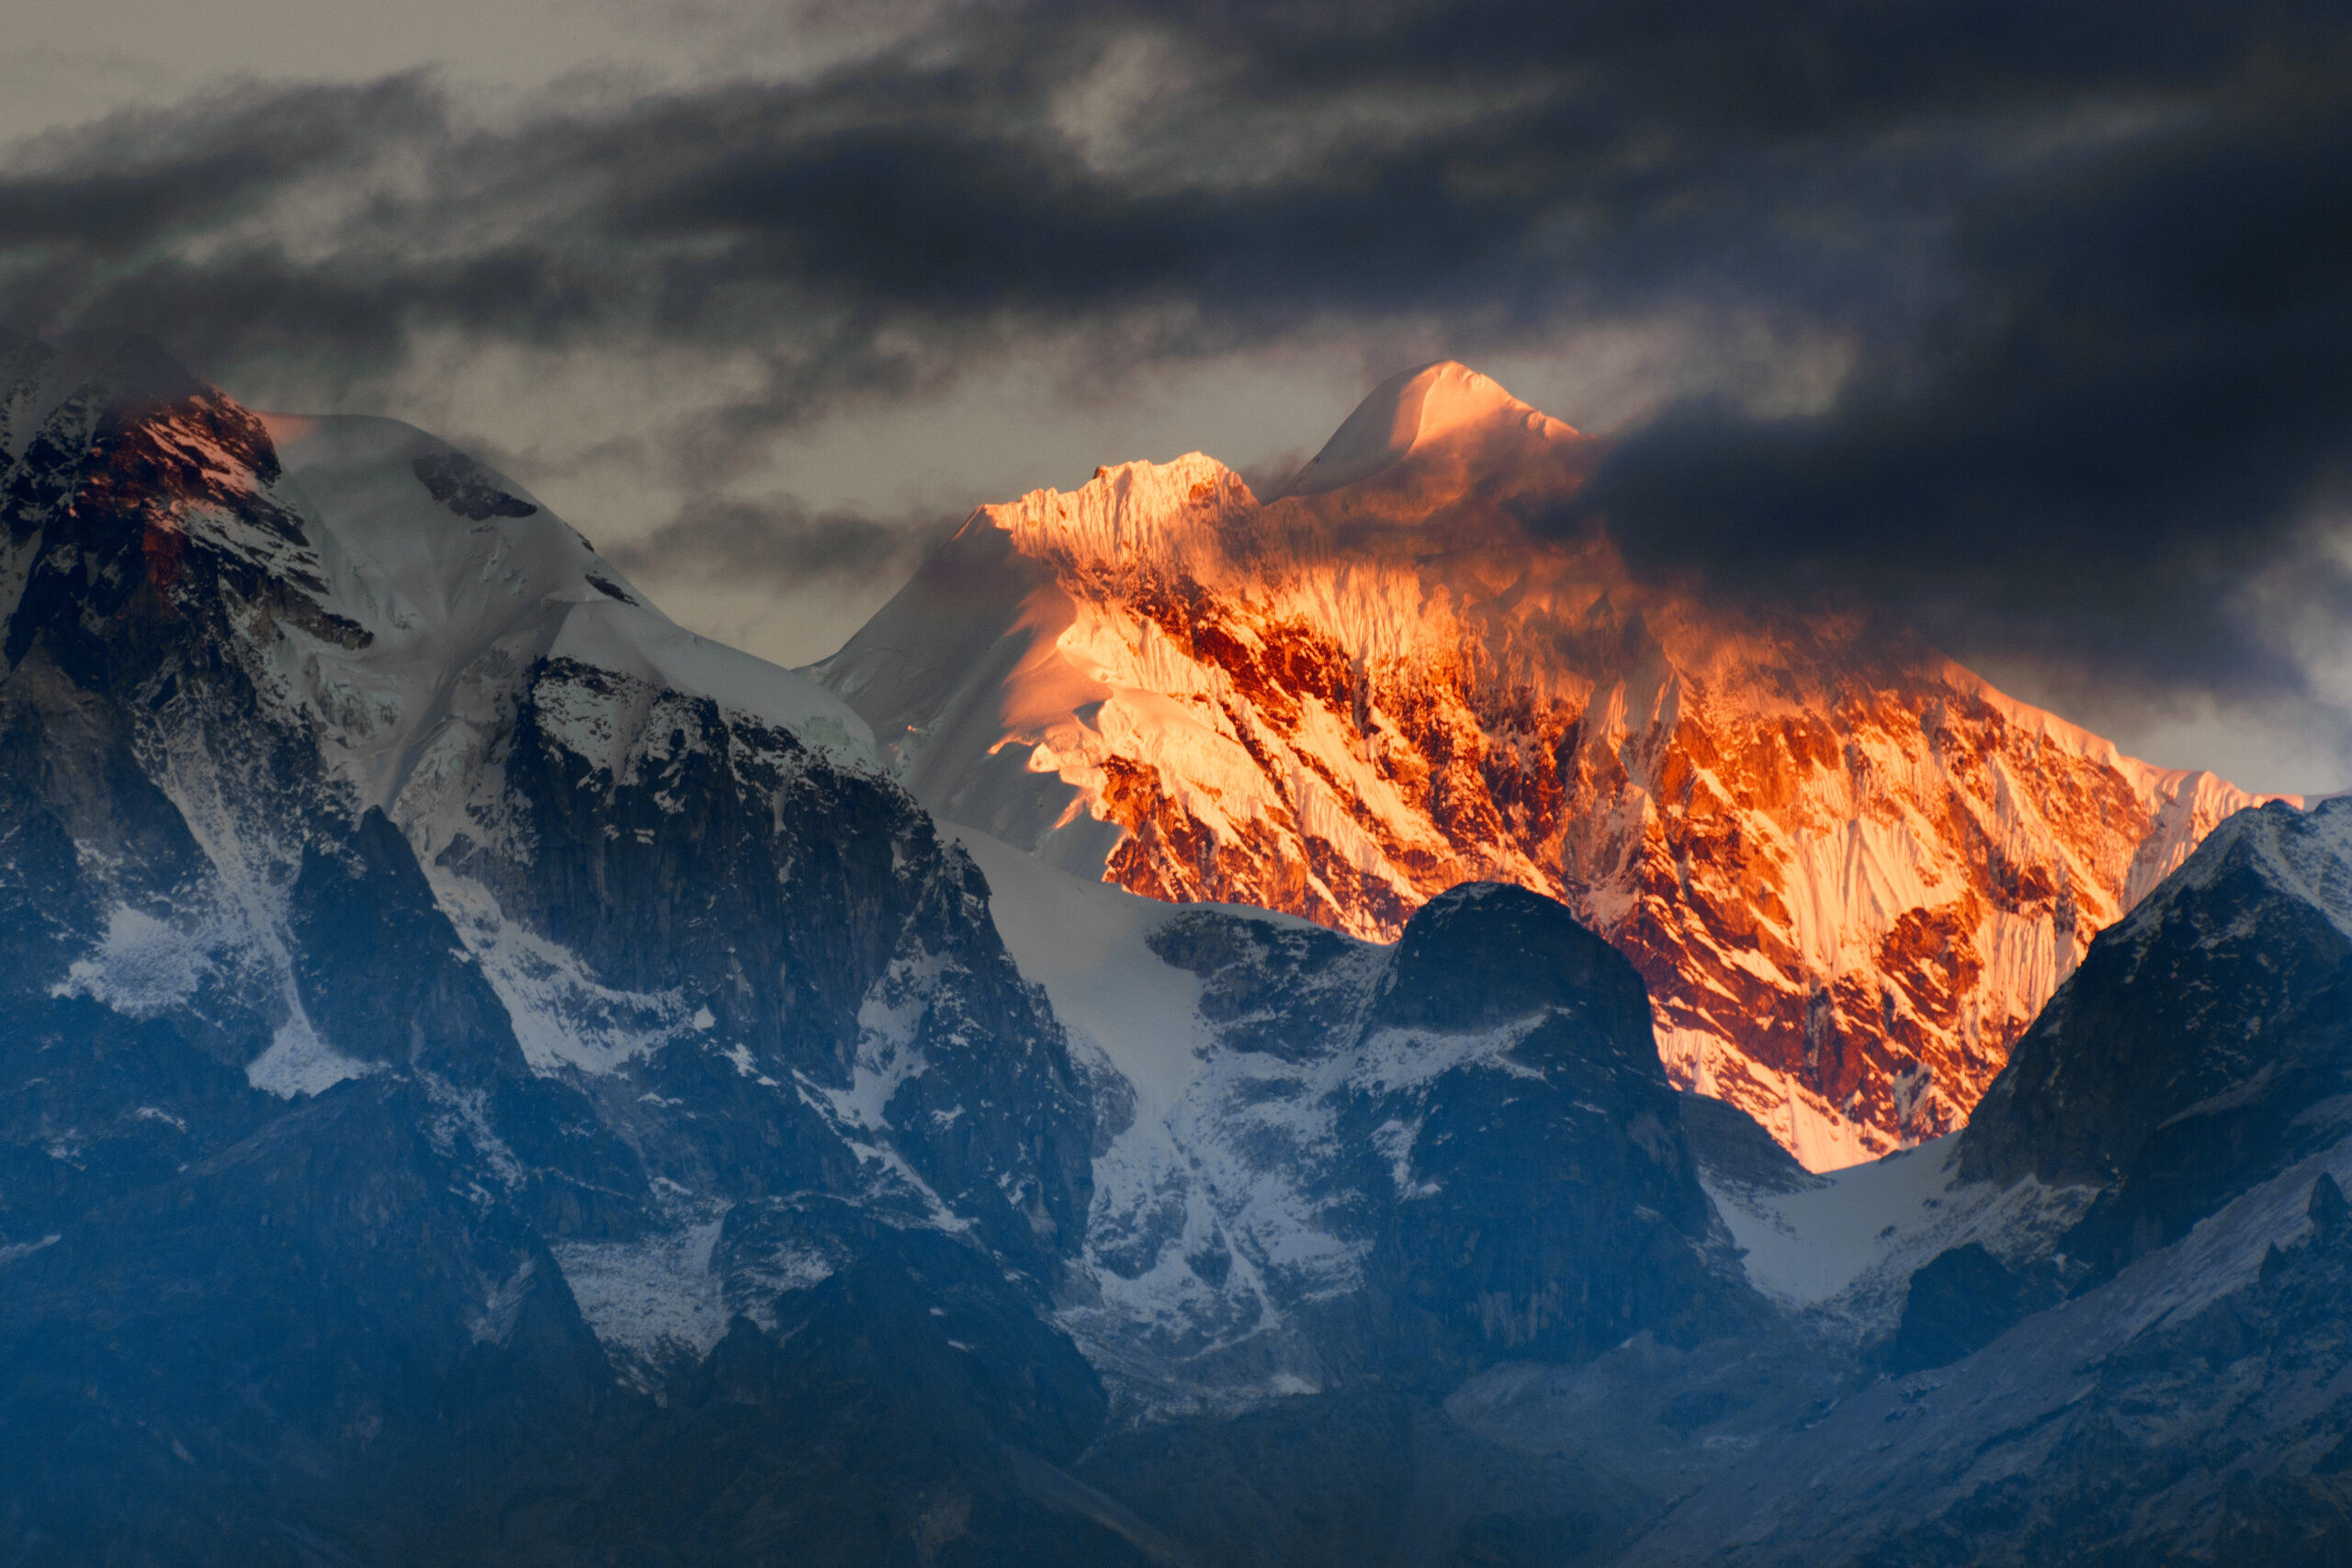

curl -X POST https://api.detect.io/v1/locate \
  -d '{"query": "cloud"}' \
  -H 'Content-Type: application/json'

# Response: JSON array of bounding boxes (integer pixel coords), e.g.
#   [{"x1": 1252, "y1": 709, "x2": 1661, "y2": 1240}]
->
[
  {"x1": 606, "y1": 494, "x2": 950, "y2": 591},
  {"x1": 2, "y1": 0, "x2": 2349, "y2": 778},
  {"x1": 1572, "y1": 55, "x2": 2352, "y2": 716}
]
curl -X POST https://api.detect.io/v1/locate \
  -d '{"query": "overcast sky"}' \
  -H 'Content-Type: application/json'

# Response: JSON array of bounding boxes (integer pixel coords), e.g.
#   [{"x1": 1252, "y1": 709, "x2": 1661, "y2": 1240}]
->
[{"x1": 5, "y1": 0, "x2": 2349, "y2": 794}]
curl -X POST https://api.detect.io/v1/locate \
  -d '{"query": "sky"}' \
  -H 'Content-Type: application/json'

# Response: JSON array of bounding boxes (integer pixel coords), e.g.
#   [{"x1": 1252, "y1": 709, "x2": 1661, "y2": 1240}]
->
[{"x1": 3, "y1": 0, "x2": 2349, "y2": 794}]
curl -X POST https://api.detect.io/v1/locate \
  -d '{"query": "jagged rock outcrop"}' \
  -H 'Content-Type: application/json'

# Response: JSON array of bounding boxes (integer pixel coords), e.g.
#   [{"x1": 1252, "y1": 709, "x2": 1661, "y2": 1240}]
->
[
  {"x1": 1614, "y1": 797, "x2": 2352, "y2": 1565},
  {"x1": 817, "y1": 360, "x2": 2275, "y2": 1167},
  {"x1": 1041, "y1": 874, "x2": 1740, "y2": 1407},
  {"x1": 1962, "y1": 798, "x2": 2352, "y2": 1241}
]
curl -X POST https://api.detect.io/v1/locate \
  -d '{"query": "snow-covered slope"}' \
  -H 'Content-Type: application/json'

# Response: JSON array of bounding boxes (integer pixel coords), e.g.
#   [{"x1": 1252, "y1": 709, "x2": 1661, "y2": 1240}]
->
[
  {"x1": 957, "y1": 822, "x2": 1734, "y2": 1412},
  {"x1": 253, "y1": 413, "x2": 895, "y2": 1081},
  {"x1": 1702, "y1": 1134, "x2": 2094, "y2": 1340},
  {"x1": 815, "y1": 360, "x2": 2280, "y2": 1168},
  {"x1": 1623, "y1": 1148, "x2": 2352, "y2": 1566},
  {"x1": 259, "y1": 411, "x2": 872, "y2": 808}
]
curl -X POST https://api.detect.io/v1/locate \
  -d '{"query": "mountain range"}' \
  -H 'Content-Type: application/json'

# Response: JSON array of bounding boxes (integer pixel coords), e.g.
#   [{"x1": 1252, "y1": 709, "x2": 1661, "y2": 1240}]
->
[
  {"x1": 1, "y1": 337, "x2": 2347, "y2": 1565},
  {"x1": 815, "y1": 361, "x2": 2274, "y2": 1168}
]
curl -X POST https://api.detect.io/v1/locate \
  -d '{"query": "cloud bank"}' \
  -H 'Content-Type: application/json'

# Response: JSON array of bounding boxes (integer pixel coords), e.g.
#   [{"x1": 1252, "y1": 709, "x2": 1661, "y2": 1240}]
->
[{"x1": 3, "y1": 0, "x2": 2348, "y2": 784}]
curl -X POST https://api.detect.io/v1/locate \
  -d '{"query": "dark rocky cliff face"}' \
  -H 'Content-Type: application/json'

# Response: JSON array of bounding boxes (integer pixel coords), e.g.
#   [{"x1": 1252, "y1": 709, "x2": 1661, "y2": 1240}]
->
[
  {"x1": 1347, "y1": 886, "x2": 1729, "y2": 1379},
  {"x1": 1963, "y1": 799, "x2": 2352, "y2": 1204},
  {"x1": 1946, "y1": 798, "x2": 2352, "y2": 1306},
  {"x1": 1856, "y1": 802, "x2": 2352, "y2": 1383},
  {"x1": 456, "y1": 653, "x2": 1099, "y2": 1281}
]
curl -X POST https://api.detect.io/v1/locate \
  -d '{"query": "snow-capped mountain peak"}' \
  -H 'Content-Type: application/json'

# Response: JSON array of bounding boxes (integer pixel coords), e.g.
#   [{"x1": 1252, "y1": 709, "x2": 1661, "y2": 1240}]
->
[
  {"x1": 254, "y1": 412, "x2": 872, "y2": 815},
  {"x1": 815, "y1": 361, "x2": 2279, "y2": 1169},
  {"x1": 1269, "y1": 358, "x2": 1578, "y2": 499},
  {"x1": 2156, "y1": 793, "x2": 2352, "y2": 938}
]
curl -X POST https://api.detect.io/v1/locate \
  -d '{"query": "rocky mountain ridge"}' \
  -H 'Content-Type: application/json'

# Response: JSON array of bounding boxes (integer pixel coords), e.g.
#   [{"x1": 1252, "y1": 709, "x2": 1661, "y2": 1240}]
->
[
  {"x1": 0, "y1": 338, "x2": 1753, "y2": 1562},
  {"x1": 817, "y1": 360, "x2": 2277, "y2": 1168},
  {"x1": 8, "y1": 336, "x2": 2352, "y2": 1565},
  {"x1": 1630, "y1": 795, "x2": 2352, "y2": 1564}
]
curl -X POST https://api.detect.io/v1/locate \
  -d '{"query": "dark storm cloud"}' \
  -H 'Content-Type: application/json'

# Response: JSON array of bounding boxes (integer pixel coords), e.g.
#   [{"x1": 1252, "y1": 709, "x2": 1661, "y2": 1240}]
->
[
  {"x1": 606, "y1": 495, "x2": 950, "y2": 590},
  {"x1": 0, "y1": 3, "x2": 1946, "y2": 381},
  {"x1": 0, "y1": 78, "x2": 435, "y2": 256},
  {"x1": 0, "y1": 78, "x2": 446, "y2": 337},
  {"x1": 621, "y1": 123, "x2": 1492, "y2": 313},
  {"x1": 1146, "y1": 0, "x2": 2323, "y2": 122},
  {"x1": 2, "y1": 0, "x2": 2348, "y2": 724},
  {"x1": 1574, "y1": 59, "x2": 2352, "y2": 703}
]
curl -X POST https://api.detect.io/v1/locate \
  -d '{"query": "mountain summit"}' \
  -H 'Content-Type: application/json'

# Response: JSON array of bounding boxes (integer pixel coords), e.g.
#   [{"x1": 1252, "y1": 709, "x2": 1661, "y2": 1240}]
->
[
  {"x1": 1267, "y1": 360, "x2": 1576, "y2": 498},
  {"x1": 815, "y1": 362, "x2": 2277, "y2": 1168}
]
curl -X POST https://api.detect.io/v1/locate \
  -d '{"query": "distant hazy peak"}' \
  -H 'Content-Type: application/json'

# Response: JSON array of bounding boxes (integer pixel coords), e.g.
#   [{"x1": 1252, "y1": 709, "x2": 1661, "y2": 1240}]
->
[{"x1": 1270, "y1": 359, "x2": 1578, "y2": 499}]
